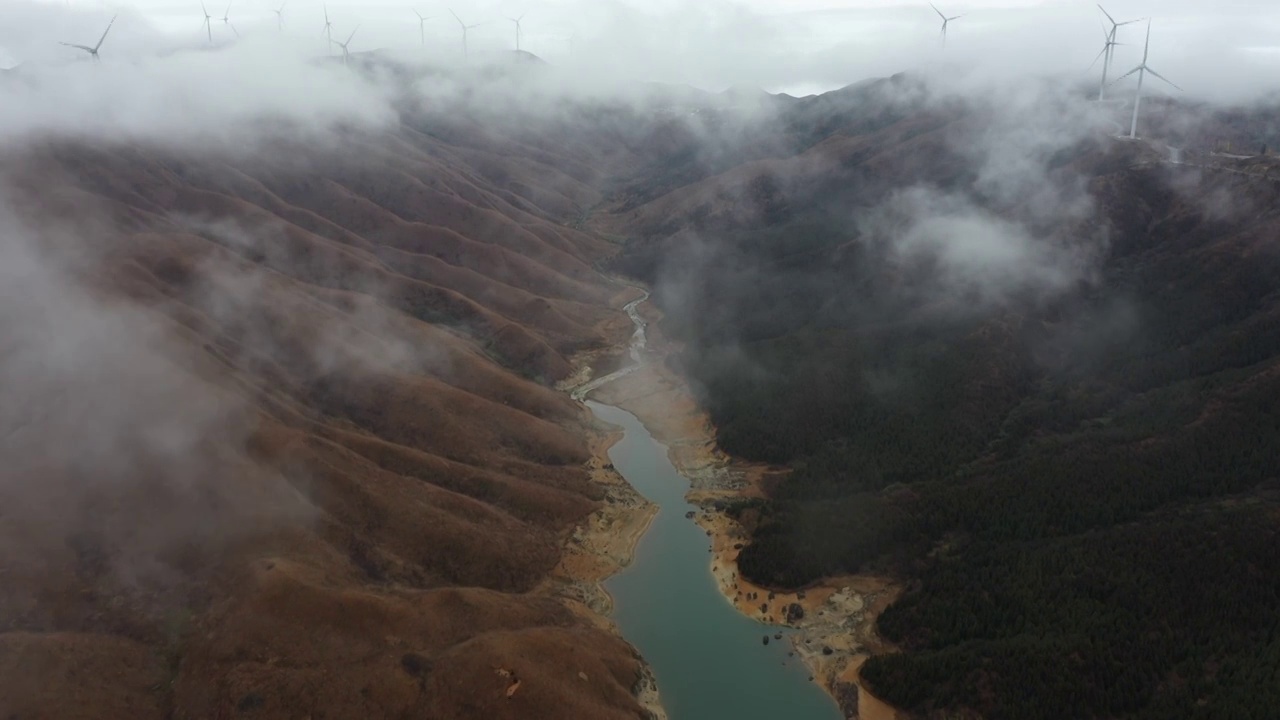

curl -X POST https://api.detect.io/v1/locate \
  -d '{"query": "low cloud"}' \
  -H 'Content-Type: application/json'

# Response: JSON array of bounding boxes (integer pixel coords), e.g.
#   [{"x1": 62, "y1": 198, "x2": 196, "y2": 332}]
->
[
  {"x1": 0, "y1": 202, "x2": 312, "y2": 604},
  {"x1": 859, "y1": 80, "x2": 1106, "y2": 310},
  {"x1": 0, "y1": 4, "x2": 397, "y2": 149},
  {"x1": 180, "y1": 214, "x2": 448, "y2": 380},
  {"x1": 867, "y1": 186, "x2": 1097, "y2": 308}
]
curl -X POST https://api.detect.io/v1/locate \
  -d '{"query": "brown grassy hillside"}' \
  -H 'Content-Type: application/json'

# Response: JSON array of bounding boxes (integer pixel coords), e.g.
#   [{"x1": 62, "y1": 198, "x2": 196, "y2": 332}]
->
[{"x1": 0, "y1": 98, "x2": 663, "y2": 719}]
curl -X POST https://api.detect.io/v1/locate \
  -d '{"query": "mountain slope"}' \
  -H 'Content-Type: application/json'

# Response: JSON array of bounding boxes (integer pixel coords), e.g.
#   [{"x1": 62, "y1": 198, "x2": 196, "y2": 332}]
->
[
  {"x1": 608, "y1": 77, "x2": 1280, "y2": 719},
  {"x1": 0, "y1": 94, "x2": 670, "y2": 720}
]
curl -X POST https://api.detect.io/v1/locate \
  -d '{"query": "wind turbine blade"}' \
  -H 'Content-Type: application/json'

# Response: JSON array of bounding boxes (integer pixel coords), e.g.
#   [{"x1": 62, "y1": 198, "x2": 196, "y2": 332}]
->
[
  {"x1": 1145, "y1": 67, "x2": 1181, "y2": 91},
  {"x1": 1097, "y1": 4, "x2": 1116, "y2": 27},
  {"x1": 230, "y1": 22, "x2": 238, "y2": 37},
  {"x1": 950, "y1": 15, "x2": 963, "y2": 20},
  {"x1": 1117, "y1": 18, "x2": 1143, "y2": 26},
  {"x1": 930, "y1": 3, "x2": 946, "y2": 21},
  {"x1": 93, "y1": 15, "x2": 116, "y2": 51},
  {"x1": 1142, "y1": 20, "x2": 1151, "y2": 62},
  {"x1": 450, "y1": 8, "x2": 465, "y2": 27},
  {"x1": 60, "y1": 42, "x2": 94, "y2": 52},
  {"x1": 346, "y1": 26, "x2": 358, "y2": 44},
  {"x1": 414, "y1": 9, "x2": 423, "y2": 20},
  {"x1": 1109, "y1": 66, "x2": 1141, "y2": 85},
  {"x1": 1088, "y1": 44, "x2": 1107, "y2": 71}
]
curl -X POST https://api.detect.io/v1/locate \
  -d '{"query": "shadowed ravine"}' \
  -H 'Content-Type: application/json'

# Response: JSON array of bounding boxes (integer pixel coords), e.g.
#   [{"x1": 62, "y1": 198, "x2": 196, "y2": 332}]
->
[{"x1": 577, "y1": 298, "x2": 842, "y2": 720}]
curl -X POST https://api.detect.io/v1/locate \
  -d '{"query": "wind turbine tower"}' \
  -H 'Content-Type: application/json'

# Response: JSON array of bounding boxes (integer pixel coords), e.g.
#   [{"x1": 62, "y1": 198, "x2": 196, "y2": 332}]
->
[
  {"x1": 1111, "y1": 21, "x2": 1181, "y2": 139},
  {"x1": 508, "y1": 14, "x2": 525, "y2": 52},
  {"x1": 1093, "y1": 5, "x2": 1142, "y2": 101},
  {"x1": 414, "y1": 10, "x2": 431, "y2": 47},
  {"x1": 219, "y1": 2, "x2": 238, "y2": 37},
  {"x1": 200, "y1": 2, "x2": 213, "y2": 43},
  {"x1": 321, "y1": 5, "x2": 334, "y2": 54},
  {"x1": 60, "y1": 14, "x2": 116, "y2": 61},
  {"x1": 337, "y1": 26, "x2": 358, "y2": 66},
  {"x1": 273, "y1": 1, "x2": 286, "y2": 31},
  {"x1": 449, "y1": 9, "x2": 482, "y2": 60},
  {"x1": 930, "y1": 3, "x2": 963, "y2": 46}
]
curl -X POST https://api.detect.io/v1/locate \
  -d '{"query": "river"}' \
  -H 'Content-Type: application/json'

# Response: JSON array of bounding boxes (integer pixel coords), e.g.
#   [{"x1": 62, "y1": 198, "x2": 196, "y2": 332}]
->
[{"x1": 577, "y1": 294, "x2": 842, "y2": 720}]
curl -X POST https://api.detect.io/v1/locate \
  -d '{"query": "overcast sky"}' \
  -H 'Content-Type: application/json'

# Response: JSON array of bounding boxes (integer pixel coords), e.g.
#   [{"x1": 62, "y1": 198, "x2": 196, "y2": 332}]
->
[{"x1": 4, "y1": 0, "x2": 1280, "y2": 101}]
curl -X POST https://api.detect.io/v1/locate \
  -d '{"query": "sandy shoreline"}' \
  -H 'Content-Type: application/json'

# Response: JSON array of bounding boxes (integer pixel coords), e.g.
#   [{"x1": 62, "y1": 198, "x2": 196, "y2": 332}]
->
[{"x1": 588, "y1": 298, "x2": 905, "y2": 720}]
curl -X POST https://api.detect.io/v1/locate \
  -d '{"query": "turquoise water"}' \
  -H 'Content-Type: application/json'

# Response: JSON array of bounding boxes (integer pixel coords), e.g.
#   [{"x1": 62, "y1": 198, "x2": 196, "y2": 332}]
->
[{"x1": 590, "y1": 401, "x2": 842, "y2": 720}]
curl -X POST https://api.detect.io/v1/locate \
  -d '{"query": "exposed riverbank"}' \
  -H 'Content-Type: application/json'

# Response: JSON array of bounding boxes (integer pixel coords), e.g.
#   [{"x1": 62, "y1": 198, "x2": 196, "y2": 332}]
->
[
  {"x1": 586, "y1": 297, "x2": 905, "y2": 720},
  {"x1": 590, "y1": 400, "x2": 840, "y2": 719},
  {"x1": 535, "y1": 287, "x2": 667, "y2": 720},
  {"x1": 538, "y1": 421, "x2": 666, "y2": 718}
]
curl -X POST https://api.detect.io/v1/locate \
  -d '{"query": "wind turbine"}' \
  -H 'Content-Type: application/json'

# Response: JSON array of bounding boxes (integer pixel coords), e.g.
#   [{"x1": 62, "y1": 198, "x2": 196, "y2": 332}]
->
[
  {"x1": 200, "y1": 2, "x2": 213, "y2": 43},
  {"x1": 413, "y1": 9, "x2": 431, "y2": 47},
  {"x1": 60, "y1": 14, "x2": 116, "y2": 61},
  {"x1": 930, "y1": 3, "x2": 962, "y2": 46},
  {"x1": 272, "y1": 1, "x2": 286, "y2": 31},
  {"x1": 449, "y1": 9, "x2": 482, "y2": 60},
  {"x1": 320, "y1": 5, "x2": 334, "y2": 53},
  {"x1": 219, "y1": 2, "x2": 238, "y2": 37},
  {"x1": 508, "y1": 14, "x2": 524, "y2": 52},
  {"x1": 336, "y1": 25, "x2": 358, "y2": 66},
  {"x1": 1111, "y1": 20, "x2": 1181, "y2": 139},
  {"x1": 1092, "y1": 5, "x2": 1142, "y2": 101}
]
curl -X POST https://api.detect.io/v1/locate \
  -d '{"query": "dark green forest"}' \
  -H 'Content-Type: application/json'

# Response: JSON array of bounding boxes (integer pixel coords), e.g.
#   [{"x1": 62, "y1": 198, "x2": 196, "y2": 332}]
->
[{"x1": 613, "y1": 112, "x2": 1280, "y2": 719}]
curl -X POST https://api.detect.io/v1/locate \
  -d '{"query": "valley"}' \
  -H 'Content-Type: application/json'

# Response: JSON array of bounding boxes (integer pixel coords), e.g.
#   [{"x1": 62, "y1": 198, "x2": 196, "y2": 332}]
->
[
  {"x1": 583, "y1": 296, "x2": 902, "y2": 719},
  {"x1": 609, "y1": 75, "x2": 1280, "y2": 720},
  {"x1": 3, "y1": 47, "x2": 1279, "y2": 720}
]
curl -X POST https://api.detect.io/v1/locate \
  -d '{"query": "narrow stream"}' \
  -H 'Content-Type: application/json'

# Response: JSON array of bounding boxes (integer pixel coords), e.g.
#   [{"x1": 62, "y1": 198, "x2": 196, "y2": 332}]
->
[
  {"x1": 571, "y1": 292, "x2": 648, "y2": 402},
  {"x1": 577, "y1": 294, "x2": 842, "y2": 720}
]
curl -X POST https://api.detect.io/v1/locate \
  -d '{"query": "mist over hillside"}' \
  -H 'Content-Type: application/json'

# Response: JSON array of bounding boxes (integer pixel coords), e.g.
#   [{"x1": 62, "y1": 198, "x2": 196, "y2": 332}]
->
[
  {"x1": 2, "y1": 0, "x2": 1280, "y2": 719},
  {"x1": 0, "y1": 15, "x2": 690, "y2": 718},
  {"x1": 608, "y1": 66, "x2": 1280, "y2": 720},
  {"x1": 7, "y1": 0, "x2": 1280, "y2": 100}
]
